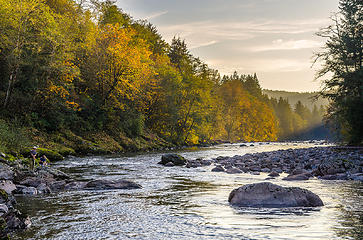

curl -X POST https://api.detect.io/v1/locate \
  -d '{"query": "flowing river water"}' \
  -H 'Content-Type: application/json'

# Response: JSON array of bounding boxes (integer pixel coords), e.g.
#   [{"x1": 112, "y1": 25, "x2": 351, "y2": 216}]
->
[{"x1": 13, "y1": 142, "x2": 362, "y2": 240}]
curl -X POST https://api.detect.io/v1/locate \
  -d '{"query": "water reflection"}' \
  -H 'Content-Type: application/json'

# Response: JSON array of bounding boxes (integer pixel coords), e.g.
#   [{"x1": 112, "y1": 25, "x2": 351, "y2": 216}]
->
[{"x1": 333, "y1": 182, "x2": 363, "y2": 240}]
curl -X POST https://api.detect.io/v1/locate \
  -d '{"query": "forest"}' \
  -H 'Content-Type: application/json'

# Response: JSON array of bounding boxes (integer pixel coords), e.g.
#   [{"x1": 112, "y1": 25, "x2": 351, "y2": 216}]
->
[{"x1": 0, "y1": 0, "x2": 328, "y2": 155}]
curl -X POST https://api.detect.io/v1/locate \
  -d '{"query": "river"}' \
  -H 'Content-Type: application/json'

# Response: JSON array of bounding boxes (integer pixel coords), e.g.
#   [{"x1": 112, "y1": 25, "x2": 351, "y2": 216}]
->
[{"x1": 13, "y1": 142, "x2": 362, "y2": 240}]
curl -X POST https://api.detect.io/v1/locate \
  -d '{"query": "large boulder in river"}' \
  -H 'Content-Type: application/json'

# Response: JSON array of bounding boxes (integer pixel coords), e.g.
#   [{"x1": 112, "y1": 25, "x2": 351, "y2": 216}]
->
[
  {"x1": 228, "y1": 182, "x2": 323, "y2": 208},
  {"x1": 158, "y1": 154, "x2": 186, "y2": 166},
  {"x1": 85, "y1": 179, "x2": 141, "y2": 190}
]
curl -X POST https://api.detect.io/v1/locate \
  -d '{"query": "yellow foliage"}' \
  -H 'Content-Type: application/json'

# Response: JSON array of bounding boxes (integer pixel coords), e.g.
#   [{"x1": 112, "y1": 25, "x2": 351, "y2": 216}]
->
[{"x1": 87, "y1": 24, "x2": 155, "y2": 110}]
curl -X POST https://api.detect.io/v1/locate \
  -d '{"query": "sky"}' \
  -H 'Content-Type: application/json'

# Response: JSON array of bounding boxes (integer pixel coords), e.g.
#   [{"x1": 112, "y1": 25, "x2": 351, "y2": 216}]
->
[{"x1": 116, "y1": 0, "x2": 340, "y2": 92}]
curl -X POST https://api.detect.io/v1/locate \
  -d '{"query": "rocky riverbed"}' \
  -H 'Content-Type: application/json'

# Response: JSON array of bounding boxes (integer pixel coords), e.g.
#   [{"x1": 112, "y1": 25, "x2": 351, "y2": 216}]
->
[
  {"x1": 2, "y1": 143, "x2": 363, "y2": 239},
  {"x1": 0, "y1": 157, "x2": 141, "y2": 238},
  {"x1": 9, "y1": 142, "x2": 363, "y2": 240},
  {"x1": 179, "y1": 146, "x2": 363, "y2": 181}
]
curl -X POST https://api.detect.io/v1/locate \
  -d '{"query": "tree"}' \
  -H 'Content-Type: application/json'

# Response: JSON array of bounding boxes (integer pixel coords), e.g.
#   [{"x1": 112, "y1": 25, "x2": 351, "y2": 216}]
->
[
  {"x1": 315, "y1": 0, "x2": 363, "y2": 144},
  {"x1": 82, "y1": 24, "x2": 153, "y2": 110}
]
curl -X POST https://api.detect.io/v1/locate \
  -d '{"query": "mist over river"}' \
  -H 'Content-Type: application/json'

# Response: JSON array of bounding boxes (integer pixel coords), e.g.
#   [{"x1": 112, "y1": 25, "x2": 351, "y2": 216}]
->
[{"x1": 13, "y1": 142, "x2": 362, "y2": 240}]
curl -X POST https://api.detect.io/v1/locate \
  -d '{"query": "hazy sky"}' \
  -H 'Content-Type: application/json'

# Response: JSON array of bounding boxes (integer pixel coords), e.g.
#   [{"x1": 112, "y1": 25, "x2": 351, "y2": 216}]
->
[{"x1": 116, "y1": 0, "x2": 339, "y2": 92}]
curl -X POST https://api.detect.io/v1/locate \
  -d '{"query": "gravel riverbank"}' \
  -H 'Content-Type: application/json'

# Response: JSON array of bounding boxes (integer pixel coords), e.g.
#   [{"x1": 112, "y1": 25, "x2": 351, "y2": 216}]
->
[{"x1": 184, "y1": 146, "x2": 363, "y2": 181}]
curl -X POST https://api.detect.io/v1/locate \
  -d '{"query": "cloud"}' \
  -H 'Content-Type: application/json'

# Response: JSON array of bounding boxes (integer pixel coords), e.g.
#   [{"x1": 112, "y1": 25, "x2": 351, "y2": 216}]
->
[
  {"x1": 189, "y1": 40, "x2": 218, "y2": 50},
  {"x1": 252, "y1": 39, "x2": 323, "y2": 52},
  {"x1": 206, "y1": 57, "x2": 311, "y2": 75},
  {"x1": 158, "y1": 18, "x2": 330, "y2": 43},
  {"x1": 145, "y1": 10, "x2": 168, "y2": 20}
]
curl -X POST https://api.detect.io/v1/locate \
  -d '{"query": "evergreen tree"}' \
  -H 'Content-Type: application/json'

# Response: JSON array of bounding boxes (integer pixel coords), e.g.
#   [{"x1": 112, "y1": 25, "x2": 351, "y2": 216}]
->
[{"x1": 315, "y1": 0, "x2": 363, "y2": 144}]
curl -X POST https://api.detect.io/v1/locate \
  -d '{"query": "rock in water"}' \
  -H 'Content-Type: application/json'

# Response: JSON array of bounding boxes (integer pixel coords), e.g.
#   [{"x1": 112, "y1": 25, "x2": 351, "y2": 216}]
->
[
  {"x1": 268, "y1": 171, "x2": 280, "y2": 177},
  {"x1": 226, "y1": 168, "x2": 243, "y2": 174},
  {"x1": 211, "y1": 165, "x2": 225, "y2": 172},
  {"x1": 228, "y1": 182, "x2": 323, "y2": 208},
  {"x1": 158, "y1": 154, "x2": 186, "y2": 166},
  {"x1": 85, "y1": 179, "x2": 141, "y2": 190},
  {"x1": 282, "y1": 173, "x2": 312, "y2": 181}
]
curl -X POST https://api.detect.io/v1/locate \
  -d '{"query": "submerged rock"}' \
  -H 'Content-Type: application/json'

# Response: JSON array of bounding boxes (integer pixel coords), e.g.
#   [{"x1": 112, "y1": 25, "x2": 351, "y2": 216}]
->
[
  {"x1": 48, "y1": 181, "x2": 67, "y2": 192},
  {"x1": 158, "y1": 154, "x2": 187, "y2": 166},
  {"x1": 268, "y1": 171, "x2": 280, "y2": 177},
  {"x1": 64, "y1": 181, "x2": 88, "y2": 191},
  {"x1": 319, "y1": 174, "x2": 349, "y2": 180},
  {"x1": 85, "y1": 179, "x2": 141, "y2": 190},
  {"x1": 282, "y1": 172, "x2": 312, "y2": 181},
  {"x1": 164, "y1": 162, "x2": 175, "y2": 167},
  {"x1": 228, "y1": 182, "x2": 323, "y2": 208}
]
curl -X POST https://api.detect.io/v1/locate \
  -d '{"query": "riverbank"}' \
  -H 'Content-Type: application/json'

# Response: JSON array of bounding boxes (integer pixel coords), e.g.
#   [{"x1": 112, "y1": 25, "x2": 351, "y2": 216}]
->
[
  {"x1": 8, "y1": 128, "x2": 226, "y2": 163},
  {"x1": 186, "y1": 146, "x2": 363, "y2": 181}
]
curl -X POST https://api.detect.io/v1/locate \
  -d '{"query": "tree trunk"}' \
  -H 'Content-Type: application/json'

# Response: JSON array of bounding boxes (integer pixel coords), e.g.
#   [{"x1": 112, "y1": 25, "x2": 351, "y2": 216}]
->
[{"x1": 3, "y1": 71, "x2": 17, "y2": 108}]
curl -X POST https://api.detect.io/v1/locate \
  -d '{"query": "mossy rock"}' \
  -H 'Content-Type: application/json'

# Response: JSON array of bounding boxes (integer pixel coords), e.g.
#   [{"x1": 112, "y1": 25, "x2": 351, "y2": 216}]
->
[
  {"x1": 21, "y1": 158, "x2": 31, "y2": 167},
  {"x1": 36, "y1": 148, "x2": 64, "y2": 161},
  {"x1": 0, "y1": 190, "x2": 8, "y2": 202},
  {"x1": 3, "y1": 154, "x2": 17, "y2": 162},
  {"x1": 55, "y1": 146, "x2": 76, "y2": 156}
]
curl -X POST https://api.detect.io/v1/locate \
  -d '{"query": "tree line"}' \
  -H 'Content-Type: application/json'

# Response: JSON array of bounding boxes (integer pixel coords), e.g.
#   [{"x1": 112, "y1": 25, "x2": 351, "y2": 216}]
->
[{"x1": 0, "y1": 0, "x2": 328, "y2": 152}]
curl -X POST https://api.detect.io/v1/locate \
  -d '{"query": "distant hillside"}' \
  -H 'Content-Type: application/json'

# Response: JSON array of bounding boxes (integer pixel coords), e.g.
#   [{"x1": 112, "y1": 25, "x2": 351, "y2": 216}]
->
[{"x1": 263, "y1": 90, "x2": 329, "y2": 110}]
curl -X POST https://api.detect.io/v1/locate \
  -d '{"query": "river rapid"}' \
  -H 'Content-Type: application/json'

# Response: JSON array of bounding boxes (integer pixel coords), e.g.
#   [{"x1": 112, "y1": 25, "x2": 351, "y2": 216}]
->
[{"x1": 13, "y1": 142, "x2": 362, "y2": 240}]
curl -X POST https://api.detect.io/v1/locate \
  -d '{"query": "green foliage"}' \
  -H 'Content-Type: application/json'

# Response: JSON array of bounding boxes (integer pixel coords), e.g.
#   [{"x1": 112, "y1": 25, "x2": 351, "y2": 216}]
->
[
  {"x1": 0, "y1": 0, "x2": 291, "y2": 151},
  {"x1": 36, "y1": 148, "x2": 64, "y2": 161},
  {"x1": 0, "y1": 120, "x2": 29, "y2": 153},
  {"x1": 315, "y1": 0, "x2": 363, "y2": 145}
]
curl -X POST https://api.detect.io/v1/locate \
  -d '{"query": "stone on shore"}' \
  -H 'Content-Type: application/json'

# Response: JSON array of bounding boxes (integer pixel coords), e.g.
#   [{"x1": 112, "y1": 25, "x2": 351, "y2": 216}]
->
[
  {"x1": 158, "y1": 154, "x2": 187, "y2": 166},
  {"x1": 0, "y1": 181, "x2": 16, "y2": 195},
  {"x1": 228, "y1": 182, "x2": 324, "y2": 208},
  {"x1": 0, "y1": 164, "x2": 14, "y2": 180},
  {"x1": 0, "y1": 204, "x2": 8, "y2": 215},
  {"x1": 3, "y1": 209, "x2": 31, "y2": 230}
]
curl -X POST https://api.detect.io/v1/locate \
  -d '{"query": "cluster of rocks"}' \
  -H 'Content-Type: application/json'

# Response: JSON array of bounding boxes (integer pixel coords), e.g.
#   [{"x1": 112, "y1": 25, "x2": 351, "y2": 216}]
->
[
  {"x1": 160, "y1": 147, "x2": 363, "y2": 181},
  {"x1": 0, "y1": 158, "x2": 141, "y2": 238},
  {"x1": 218, "y1": 147, "x2": 362, "y2": 181},
  {"x1": 207, "y1": 147, "x2": 363, "y2": 181}
]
